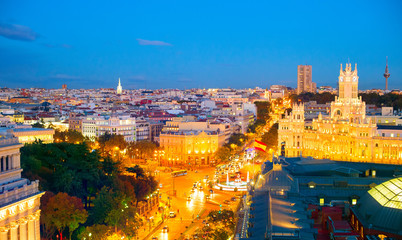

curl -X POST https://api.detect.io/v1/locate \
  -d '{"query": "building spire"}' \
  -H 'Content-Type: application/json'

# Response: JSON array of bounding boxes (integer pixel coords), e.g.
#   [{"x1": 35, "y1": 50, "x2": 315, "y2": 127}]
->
[
  {"x1": 117, "y1": 77, "x2": 123, "y2": 94},
  {"x1": 384, "y1": 57, "x2": 390, "y2": 91}
]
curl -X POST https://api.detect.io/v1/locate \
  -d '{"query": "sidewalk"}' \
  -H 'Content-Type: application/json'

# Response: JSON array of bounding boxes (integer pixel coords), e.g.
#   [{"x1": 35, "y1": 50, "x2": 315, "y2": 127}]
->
[{"x1": 136, "y1": 198, "x2": 170, "y2": 240}]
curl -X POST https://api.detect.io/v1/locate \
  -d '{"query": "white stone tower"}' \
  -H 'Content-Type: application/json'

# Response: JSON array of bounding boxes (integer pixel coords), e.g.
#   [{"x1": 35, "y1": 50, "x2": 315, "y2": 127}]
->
[{"x1": 117, "y1": 78, "x2": 123, "y2": 95}]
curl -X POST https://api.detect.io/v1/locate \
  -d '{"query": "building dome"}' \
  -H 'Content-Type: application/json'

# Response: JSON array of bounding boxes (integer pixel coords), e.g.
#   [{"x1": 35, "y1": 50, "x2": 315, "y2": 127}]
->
[
  {"x1": 368, "y1": 177, "x2": 402, "y2": 210},
  {"x1": 354, "y1": 177, "x2": 402, "y2": 236}
]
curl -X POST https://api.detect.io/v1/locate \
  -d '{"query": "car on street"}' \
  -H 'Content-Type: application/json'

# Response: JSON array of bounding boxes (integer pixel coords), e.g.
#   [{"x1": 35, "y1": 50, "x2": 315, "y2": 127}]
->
[
  {"x1": 162, "y1": 226, "x2": 169, "y2": 233},
  {"x1": 187, "y1": 196, "x2": 191, "y2": 201},
  {"x1": 209, "y1": 189, "x2": 214, "y2": 194},
  {"x1": 231, "y1": 196, "x2": 237, "y2": 201},
  {"x1": 199, "y1": 186, "x2": 203, "y2": 190},
  {"x1": 152, "y1": 237, "x2": 158, "y2": 240},
  {"x1": 206, "y1": 195, "x2": 211, "y2": 200},
  {"x1": 169, "y1": 212, "x2": 176, "y2": 218},
  {"x1": 223, "y1": 200, "x2": 231, "y2": 205}
]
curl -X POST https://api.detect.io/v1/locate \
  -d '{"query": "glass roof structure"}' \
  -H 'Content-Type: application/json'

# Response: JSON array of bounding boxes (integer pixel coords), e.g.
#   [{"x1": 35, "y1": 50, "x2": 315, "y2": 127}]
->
[{"x1": 368, "y1": 177, "x2": 402, "y2": 210}]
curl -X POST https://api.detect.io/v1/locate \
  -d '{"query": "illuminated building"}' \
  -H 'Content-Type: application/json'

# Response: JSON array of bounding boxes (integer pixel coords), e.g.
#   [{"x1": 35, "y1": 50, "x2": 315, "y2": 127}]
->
[
  {"x1": 68, "y1": 112, "x2": 82, "y2": 132},
  {"x1": 0, "y1": 136, "x2": 44, "y2": 239},
  {"x1": 351, "y1": 177, "x2": 402, "y2": 238},
  {"x1": 279, "y1": 63, "x2": 402, "y2": 164},
  {"x1": 0, "y1": 128, "x2": 54, "y2": 144},
  {"x1": 163, "y1": 118, "x2": 232, "y2": 142},
  {"x1": 159, "y1": 130, "x2": 225, "y2": 166},
  {"x1": 297, "y1": 65, "x2": 316, "y2": 94},
  {"x1": 81, "y1": 115, "x2": 136, "y2": 142},
  {"x1": 135, "y1": 117, "x2": 150, "y2": 141},
  {"x1": 116, "y1": 78, "x2": 122, "y2": 95}
]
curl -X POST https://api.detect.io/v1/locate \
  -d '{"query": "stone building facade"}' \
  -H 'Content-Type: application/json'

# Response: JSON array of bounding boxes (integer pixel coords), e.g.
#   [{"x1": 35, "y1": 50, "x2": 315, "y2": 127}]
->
[
  {"x1": 0, "y1": 137, "x2": 44, "y2": 240},
  {"x1": 159, "y1": 130, "x2": 225, "y2": 166},
  {"x1": 279, "y1": 63, "x2": 402, "y2": 164}
]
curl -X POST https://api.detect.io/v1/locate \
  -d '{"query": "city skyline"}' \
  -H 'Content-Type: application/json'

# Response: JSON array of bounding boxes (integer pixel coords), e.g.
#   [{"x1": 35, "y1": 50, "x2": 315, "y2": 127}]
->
[{"x1": 1, "y1": 0, "x2": 402, "y2": 90}]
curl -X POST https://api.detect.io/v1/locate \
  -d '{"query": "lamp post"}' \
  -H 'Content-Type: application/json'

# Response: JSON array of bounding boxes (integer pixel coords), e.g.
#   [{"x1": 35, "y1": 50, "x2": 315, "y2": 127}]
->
[{"x1": 154, "y1": 150, "x2": 165, "y2": 166}]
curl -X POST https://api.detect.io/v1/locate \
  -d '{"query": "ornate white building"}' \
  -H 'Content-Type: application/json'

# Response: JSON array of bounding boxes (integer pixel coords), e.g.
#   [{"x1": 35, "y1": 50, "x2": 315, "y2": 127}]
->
[
  {"x1": 278, "y1": 63, "x2": 402, "y2": 164},
  {"x1": 0, "y1": 136, "x2": 43, "y2": 239}
]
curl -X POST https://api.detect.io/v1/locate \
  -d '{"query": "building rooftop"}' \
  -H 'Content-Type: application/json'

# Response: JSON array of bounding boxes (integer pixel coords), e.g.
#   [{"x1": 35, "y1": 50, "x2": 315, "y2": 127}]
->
[{"x1": 354, "y1": 177, "x2": 402, "y2": 236}]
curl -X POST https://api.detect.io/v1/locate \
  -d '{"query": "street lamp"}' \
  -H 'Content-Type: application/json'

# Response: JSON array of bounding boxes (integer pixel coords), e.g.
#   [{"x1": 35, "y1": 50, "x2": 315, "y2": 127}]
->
[{"x1": 154, "y1": 150, "x2": 165, "y2": 166}]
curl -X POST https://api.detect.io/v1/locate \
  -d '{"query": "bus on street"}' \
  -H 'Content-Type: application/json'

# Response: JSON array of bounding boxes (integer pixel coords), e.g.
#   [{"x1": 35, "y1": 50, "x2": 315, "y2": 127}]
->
[{"x1": 171, "y1": 170, "x2": 187, "y2": 177}]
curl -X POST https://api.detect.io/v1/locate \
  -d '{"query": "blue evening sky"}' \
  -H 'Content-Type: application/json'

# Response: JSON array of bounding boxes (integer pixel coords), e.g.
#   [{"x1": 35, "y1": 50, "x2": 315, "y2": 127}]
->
[{"x1": 0, "y1": 0, "x2": 401, "y2": 90}]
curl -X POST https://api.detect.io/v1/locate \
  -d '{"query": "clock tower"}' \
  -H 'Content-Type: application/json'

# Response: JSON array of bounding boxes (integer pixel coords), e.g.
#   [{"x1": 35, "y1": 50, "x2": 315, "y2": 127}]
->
[
  {"x1": 338, "y1": 63, "x2": 359, "y2": 99},
  {"x1": 331, "y1": 63, "x2": 365, "y2": 119}
]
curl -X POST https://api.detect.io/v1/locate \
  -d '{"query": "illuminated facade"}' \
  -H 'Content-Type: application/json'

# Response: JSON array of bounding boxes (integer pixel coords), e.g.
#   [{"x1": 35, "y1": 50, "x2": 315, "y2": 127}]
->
[
  {"x1": 0, "y1": 137, "x2": 44, "y2": 240},
  {"x1": 0, "y1": 128, "x2": 54, "y2": 144},
  {"x1": 159, "y1": 130, "x2": 225, "y2": 166},
  {"x1": 297, "y1": 65, "x2": 316, "y2": 94},
  {"x1": 116, "y1": 78, "x2": 122, "y2": 95},
  {"x1": 81, "y1": 115, "x2": 136, "y2": 142},
  {"x1": 279, "y1": 63, "x2": 402, "y2": 164}
]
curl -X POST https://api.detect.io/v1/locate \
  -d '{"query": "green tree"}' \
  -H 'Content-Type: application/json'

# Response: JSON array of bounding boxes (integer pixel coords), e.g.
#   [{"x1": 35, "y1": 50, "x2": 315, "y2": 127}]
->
[
  {"x1": 78, "y1": 224, "x2": 111, "y2": 240},
  {"x1": 126, "y1": 165, "x2": 146, "y2": 178},
  {"x1": 260, "y1": 123, "x2": 279, "y2": 151},
  {"x1": 41, "y1": 192, "x2": 88, "y2": 240},
  {"x1": 89, "y1": 187, "x2": 136, "y2": 233},
  {"x1": 54, "y1": 129, "x2": 87, "y2": 144},
  {"x1": 213, "y1": 228, "x2": 230, "y2": 240},
  {"x1": 214, "y1": 146, "x2": 232, "y2": 163},
  {"x1": 132, "y1": 175, "x2": 158, "y2": 202},
  {"x1": 40, "y1": 192, "x2": 56, "y2": 240},
  {"x1": 32, "y1": 118, "x2": 45, "y2": 128},
  {"x1": 20, "y1": 142, "x2": 104, "y2": 208},
  {"x1": 254, "y1": 101, "x2": 271, "y2": 121},
  {"x1": 247, "y1": 119, "x2": 265, "y2": 133},
  {"x1": 98, "y1": 132, "x2": 128, "y2": 158},
  {"x1": 127, "y1": 141, "x2": 157, "y2": 159},
  {"x1": 207, "y1": 209, "x2": 236, "y2": 232},
  {"x1": 225, "y1": 133, "x2": 248, "y2": 148}
]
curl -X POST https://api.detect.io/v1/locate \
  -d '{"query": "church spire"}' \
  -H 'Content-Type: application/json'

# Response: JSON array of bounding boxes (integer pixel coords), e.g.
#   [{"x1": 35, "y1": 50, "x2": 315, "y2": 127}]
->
[{"x1": 117, "y1": 78, "x2": 123, "y2": 94}]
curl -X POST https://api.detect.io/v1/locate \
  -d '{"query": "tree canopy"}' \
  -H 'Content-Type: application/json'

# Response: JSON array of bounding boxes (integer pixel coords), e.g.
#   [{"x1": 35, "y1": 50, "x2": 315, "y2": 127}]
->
[
  {"x1": 41, "y1": 192, "x2": 88, "y2": 240},
  {"x1": 254, "y1": 101, "x2": 271, "y2": 121},
  {"x1": 21, "y1": 141, "x2": 157, "y2": 240},
  {"x1": 260, "y1": 123, "x2": 279, "y2": 152}
]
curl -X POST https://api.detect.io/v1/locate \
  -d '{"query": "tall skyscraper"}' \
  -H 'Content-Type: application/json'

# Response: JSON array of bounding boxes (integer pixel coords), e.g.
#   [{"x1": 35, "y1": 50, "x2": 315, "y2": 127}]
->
[
  {"x1": 297, "y1": 65, "x2": 316, "y2": 94},
  {"x1": 384, "y1": 57, "x2": 390, "y2": 91},
  {"x1": 116, "y1": 78, "x2": 123, "y2": 94}
]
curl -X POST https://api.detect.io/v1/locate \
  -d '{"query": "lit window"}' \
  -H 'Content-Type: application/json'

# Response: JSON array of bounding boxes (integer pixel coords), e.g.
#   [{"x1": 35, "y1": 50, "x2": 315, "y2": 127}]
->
[{"x1": 319, "y1": 198, "x2": 324, "y2": 206}]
